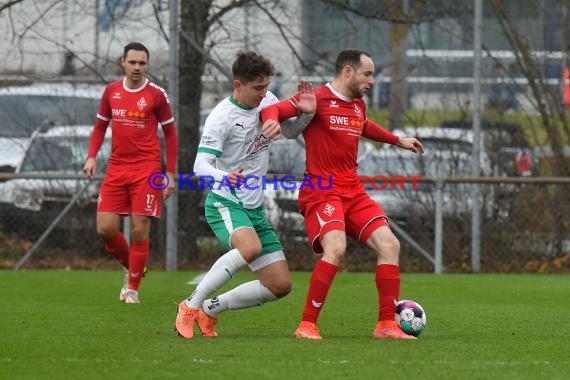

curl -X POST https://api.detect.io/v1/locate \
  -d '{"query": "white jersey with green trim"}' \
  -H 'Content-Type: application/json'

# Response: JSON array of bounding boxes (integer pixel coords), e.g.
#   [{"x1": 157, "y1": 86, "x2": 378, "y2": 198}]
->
[{"x1": 197, "y1": 92, "x2": 279, "y2": 208}]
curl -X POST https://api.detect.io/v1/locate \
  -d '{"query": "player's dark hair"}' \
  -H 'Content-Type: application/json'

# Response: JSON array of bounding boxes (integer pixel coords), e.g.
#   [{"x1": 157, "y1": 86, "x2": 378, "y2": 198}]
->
[
  {"x1": 123, "y1": 42, "x2": 149, "y2": 60},
  {"x1": 334, "y1": 49, "x2": 371, "y2": 76},
  {"x1": 232, "y1": 51, "x2": 275, "y2": 84}
]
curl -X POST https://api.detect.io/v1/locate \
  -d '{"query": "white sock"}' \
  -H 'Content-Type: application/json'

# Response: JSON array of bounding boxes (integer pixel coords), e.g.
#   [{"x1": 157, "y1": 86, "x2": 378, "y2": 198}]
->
[
  {"x1": 202, "y1": 280, "x2": 278, "y2": 317},
  {"x1": 185, "y1": 248, "x2": 247, "y2": 309}
]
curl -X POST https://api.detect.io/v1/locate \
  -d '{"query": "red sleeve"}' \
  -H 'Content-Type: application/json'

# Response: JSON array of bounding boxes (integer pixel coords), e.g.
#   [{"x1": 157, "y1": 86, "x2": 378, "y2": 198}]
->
[
  {"x1": 261, "y1": 98, "x2": 299, "y2": 122},
  {"x1": 156, "y1": 90, "x2": 175, "y2": 125},
  {"x1": 87, "y1": 118, "x2": 109, "y2": 158},
  {"x1": 362, "y1": 119, "x2": 400, "y2": 145},
  {"x1": 162, "y1": 123, "x2": 178, "y2": 173},
  {"x1": 97, "y1": 86, "x2": 112, "y2": 120}
]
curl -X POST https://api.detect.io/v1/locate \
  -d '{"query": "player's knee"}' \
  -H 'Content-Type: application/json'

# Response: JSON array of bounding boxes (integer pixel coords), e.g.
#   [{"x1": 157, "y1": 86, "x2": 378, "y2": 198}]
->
[
  {"x1": 323, "y1": 239, "x2": 347, "y2": 262},
  {"x1": 238, "y1": 241, "x2": 263, "y2": 261},
  {"x1": 130, "y1": 226, "x2": 149, "y2": 241},
  {"x1": 268, "y1": 279, "x2": 292, "y2": 298},
  {"x1": 378, "y1": 235, "x2": 400, "y2": 260},
  {"x1": 97, "y1": 225, "x2": 118, "y2": 240}
]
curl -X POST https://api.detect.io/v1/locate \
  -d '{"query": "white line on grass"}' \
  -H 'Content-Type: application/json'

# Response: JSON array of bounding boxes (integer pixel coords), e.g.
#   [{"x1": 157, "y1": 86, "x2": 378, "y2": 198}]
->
[{"x1": 187, "y1": 273, "x2": 206, "y2": 285}]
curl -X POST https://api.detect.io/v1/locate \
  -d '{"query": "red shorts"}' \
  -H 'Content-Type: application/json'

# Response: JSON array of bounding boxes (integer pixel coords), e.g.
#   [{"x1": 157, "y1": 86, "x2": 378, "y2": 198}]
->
[
  {"x1": 97, "y1": 165, "x2": 163, "y2": 218},
  {"x1": 299, "y1": 186, "x2": 389, "y2": 254}
]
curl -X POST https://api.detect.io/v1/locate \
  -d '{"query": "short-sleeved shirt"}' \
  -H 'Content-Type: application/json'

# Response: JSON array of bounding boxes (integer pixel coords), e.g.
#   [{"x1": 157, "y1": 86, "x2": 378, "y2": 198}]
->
[
  {"x1": 97, "y1": 78, "x2": 174, "y2": 169},
  {"x1": 197, "y1": 92, "x2": 278, "y2": 209}
]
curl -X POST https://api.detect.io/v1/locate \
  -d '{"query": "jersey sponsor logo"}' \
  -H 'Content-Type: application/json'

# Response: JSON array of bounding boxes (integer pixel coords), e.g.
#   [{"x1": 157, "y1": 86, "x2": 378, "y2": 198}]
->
[
  {"x1": 246, "y1": 134, "x2": 270, "y2": 156},
  {"x1": 330, "y1": 100, "x2": 339, "y2": 108},
  {"x1": 112, "y1": 92, "x2": 121, "y2": 99},
  {"x1": 127, "y1": 110, "x2": 146, "y2": 120},
  {"x1": 323, "y1": 203, "x2": 335, "y2": 216},
  {"x1": 329, "y1": 115, "x2": 349, "y2": 125},
  {"x1": 236, "y1": 122, "x2": 244, "y2": 129},
  {"x1": 137, "y1": 97, "x2": 147, "y2": 111},
  {"x1": 200, "y1": 135, "x2": 217, "y2": 146},
  {"x1": 112, "y1": 108, "x2": 127, "y2": 117}
]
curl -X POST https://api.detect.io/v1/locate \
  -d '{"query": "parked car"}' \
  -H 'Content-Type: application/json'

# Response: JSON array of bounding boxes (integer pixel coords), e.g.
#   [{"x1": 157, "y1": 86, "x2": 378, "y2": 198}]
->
[
  {"x1": 358, "y1": 149, "x2": 475, "y2": 224},
  {"x1": 439, "y1": 118, "x2": 533, "y2": 176},
  {"x1": 0, "y1": 126, "x2": 110, "y2": 236},
  {"x1": 0, "y1": 83, "x2": 102, "y2": 174},
  {"x1": 359, "y1": 146, "x2": 517, "y2": 226},
  {"x1": 391, "y1": 126, "x2": 494, "y2": 176}
]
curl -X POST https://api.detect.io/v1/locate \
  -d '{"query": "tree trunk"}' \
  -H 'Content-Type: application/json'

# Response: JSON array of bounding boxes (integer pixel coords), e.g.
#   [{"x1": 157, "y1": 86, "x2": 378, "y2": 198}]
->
[{"x1": 178, "y1": 1, "x2": 210, "y2": 259}]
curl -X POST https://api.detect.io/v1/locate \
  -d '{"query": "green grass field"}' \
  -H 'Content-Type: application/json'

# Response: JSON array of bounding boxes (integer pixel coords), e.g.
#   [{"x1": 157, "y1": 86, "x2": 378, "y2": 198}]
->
[{"x1": 1, "y1": 270, "x2": 568, "y2": 380}]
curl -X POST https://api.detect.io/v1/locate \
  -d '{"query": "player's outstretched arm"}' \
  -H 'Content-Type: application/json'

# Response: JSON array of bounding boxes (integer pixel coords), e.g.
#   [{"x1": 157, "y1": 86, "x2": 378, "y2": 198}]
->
[{"x1": 396, "y1": 137, "x2": 424, "y2": 154}]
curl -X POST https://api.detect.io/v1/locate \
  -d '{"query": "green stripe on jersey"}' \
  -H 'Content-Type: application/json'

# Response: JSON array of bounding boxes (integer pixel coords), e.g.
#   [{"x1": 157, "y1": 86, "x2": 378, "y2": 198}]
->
[{"x1": 197, "y1": 147, "x2": 222, "y2": 157}]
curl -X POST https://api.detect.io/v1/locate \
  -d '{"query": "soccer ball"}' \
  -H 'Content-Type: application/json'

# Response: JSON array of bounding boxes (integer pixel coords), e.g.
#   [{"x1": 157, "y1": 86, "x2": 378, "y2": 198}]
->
[{"x1": 395, "y1": 300, "x2": 427, "y2": 337}]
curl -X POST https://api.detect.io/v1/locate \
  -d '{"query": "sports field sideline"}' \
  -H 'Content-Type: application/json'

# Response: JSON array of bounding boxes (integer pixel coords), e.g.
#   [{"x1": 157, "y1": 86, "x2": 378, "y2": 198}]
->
[{"x1": 1, "y1": 271, "x2": 568, "y2": 379}]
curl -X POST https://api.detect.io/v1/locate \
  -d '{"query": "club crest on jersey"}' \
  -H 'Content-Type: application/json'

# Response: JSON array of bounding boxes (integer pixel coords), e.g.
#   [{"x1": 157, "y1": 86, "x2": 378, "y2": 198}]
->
[
  {"x1": 330, "y1": 100, "x2": 339, "y2": 108},
  {"x1": 137, "y1": 97, "x2": 147, "y2": 111},
  {"x1": 354, "y1": 104, "x2": 362, "y2": 117},
  {"x1": 323, "y1": 203, "x2": 335, "y2": 216},
  {"x1": 246, "y1": 133, "x2": 270, "y2": 156}
]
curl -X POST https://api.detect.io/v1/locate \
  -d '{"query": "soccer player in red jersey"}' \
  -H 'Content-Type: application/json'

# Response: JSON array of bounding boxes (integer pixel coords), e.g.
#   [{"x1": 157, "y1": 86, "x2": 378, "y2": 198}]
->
[
  {"x1": 262, "y1": 49, "x2": 424, "y2": 339},
  {"x1": 83, "y1": 42, "x2": 178, "y2": 303}
]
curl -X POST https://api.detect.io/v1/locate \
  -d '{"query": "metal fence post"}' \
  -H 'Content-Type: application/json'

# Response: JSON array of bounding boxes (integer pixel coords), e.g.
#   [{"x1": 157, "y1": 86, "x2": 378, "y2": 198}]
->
[
  {"x1": 434, "y1": 178, "x2": 444, "y2": 274},
  {"x1": 166, "y1": 0, "x2": 179, "y2": 272},
  {"x1": 471, "y1": 0, "x2": 483, "y2": 273}
]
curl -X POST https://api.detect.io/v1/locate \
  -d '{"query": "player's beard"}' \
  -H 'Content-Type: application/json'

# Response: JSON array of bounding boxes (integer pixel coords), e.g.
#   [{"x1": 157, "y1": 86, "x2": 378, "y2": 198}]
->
[{"x1": 348, "y1": 78, "x2": 366, "y2": 99}]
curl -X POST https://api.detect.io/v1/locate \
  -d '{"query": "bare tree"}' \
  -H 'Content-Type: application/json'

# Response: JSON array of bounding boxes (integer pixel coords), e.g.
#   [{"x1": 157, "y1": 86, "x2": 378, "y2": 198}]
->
[
  {"x1": 0, "y1": 0, "x2": 24, "y2": 14},
  {"x1": 319, "y1": 0, "x2": 427, "y2": 130}
]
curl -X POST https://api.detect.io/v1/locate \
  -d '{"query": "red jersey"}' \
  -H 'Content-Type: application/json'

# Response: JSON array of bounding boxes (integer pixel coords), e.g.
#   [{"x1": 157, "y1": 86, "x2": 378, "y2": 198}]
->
[
  {"x1": 94, "y1": 78, "x2": 174, "y2": 169},
  {"x1": 303, "y1": 83, "x2": 366, "y2": 182}
]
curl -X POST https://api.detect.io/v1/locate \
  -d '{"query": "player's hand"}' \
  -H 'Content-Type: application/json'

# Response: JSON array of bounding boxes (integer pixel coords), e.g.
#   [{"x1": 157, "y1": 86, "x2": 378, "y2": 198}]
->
[
  {"x1": 397, "y1": 137, "x2": 424, "y2": 154},
  {"x1": 163, "y1": 172, "x2": 175, "y2": 200},
  {"x1": 227, "y1": 168, "x2": 245, "y2": 187},
  {"x1": 291, "y1": 81, "x2": 316, "y2": 114},
  {"x1": 83, "y1": 157, "x2": 97, "y2": 179},
  {"x1": 261, "y1": 119, "x2": 282, "y2": 141}
]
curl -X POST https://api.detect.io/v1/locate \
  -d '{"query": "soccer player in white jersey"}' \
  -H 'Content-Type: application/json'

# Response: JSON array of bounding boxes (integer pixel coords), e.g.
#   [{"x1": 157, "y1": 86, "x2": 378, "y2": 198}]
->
[{"x1": 175, "y1": 51, "x2": 316, "y2": 338}]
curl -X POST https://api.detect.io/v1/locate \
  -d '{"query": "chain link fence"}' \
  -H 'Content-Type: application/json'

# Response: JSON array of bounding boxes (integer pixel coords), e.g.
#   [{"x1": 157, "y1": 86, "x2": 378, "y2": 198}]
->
[
  {"x1": 1, "y1": 1, "x2": 570, "y2": 273},
  {"x1": 1, "y1": 173, "x2": 569, "y2": 273}
]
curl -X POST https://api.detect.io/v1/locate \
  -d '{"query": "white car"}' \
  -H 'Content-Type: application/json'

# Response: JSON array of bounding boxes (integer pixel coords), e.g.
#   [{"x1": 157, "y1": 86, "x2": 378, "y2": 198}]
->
[
  {"x1": 0, "y1": 83, "x2": 103, "y2": 174},
  {"x1": 0, "y1": 126, "x2": 110, "y2": 236}
]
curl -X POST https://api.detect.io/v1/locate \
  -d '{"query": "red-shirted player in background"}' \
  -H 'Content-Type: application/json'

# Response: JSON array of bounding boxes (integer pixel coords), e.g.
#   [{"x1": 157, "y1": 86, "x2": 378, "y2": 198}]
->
[
  {"x1": 83, "y1": 42, "x2": 178, "y2": 304},
  {"x1": 262, "y1": 49, "x2": 423, "y2": 339}
]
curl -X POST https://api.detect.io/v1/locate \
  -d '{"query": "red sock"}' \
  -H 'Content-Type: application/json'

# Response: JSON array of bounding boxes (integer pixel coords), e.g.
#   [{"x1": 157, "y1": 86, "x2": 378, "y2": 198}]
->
[
  {"x1": 127, "y1": 239, "x2": 149, "y2": 291},
  {"x1": 301, "y1": 260, "x2": 338, "y2": 324},
  {"x1": 103, "y1": 232, "x2": 129, "y2": 269},
  {"x1": 376, "y1": 264, "x2": 400, "y2": 321}
]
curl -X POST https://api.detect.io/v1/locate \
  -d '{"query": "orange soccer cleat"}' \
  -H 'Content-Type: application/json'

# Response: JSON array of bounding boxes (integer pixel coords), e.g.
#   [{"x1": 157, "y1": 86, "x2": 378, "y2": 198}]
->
[
  {"x1": 293, "y1": 321, "x2": 323, "y2": 340},
  {"x1": 175, "y1": 302, "x2": 198, "y2": 339},
  {"x1": 196, "y1": 308, "x2": 218, "y2": 337},
  {"x1": 373, "y1": 320, "x2": 417, "y2": 340}
]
